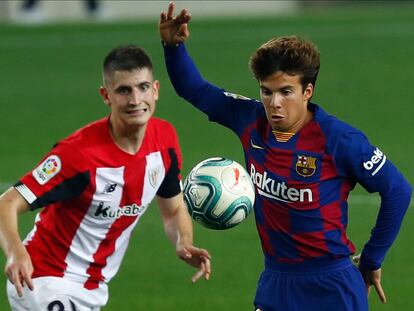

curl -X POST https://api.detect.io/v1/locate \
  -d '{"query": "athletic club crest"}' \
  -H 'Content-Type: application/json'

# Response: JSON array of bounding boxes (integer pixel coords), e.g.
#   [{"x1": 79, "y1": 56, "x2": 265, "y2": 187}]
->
[
  {"x1": 295, "y1": 155, "x2": 317, "y2": 177},
  {"x1": 149, "y1": 166, "x2": 162, "y2": 188}
]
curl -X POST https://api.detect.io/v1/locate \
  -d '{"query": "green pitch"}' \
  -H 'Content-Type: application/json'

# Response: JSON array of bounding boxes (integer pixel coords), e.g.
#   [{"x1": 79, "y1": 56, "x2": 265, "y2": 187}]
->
[{"x1": 1, "y1": 4, "x2": 413, "y2": 310}]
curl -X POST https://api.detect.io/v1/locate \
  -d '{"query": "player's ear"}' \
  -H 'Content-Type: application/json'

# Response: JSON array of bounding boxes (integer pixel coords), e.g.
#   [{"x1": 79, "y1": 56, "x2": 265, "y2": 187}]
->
[
  {"x1": 153, "y1": 80, "x2": 160, "y2": 101},
  {"x1": 99, "y1": 86, "x2": 111, "y2": 106},
  {"x1": 303, "y1": 83, "x2": 313, "y2": 102}
]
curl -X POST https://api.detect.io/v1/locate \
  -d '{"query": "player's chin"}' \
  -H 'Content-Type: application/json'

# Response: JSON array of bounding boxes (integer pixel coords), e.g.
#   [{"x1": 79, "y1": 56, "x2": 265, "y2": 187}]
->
[
  {"x1": 270, "y1": 120, "x2": 289, "y2": 132},
  {"x1": 125, "y1": 114, "x2": 151, "y2": 125}
]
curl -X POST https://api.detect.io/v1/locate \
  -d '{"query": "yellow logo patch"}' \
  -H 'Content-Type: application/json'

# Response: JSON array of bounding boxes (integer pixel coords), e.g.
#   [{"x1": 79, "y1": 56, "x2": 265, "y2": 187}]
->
[{"x1": 295, "y1": 155, "x2": 317, "y2": 177}]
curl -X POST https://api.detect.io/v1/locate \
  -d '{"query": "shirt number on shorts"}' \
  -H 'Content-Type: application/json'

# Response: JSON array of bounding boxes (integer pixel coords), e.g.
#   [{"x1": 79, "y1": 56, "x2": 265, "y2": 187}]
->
[{"x1": 47, "y1": 300, "x2": 77, "y2": 311}]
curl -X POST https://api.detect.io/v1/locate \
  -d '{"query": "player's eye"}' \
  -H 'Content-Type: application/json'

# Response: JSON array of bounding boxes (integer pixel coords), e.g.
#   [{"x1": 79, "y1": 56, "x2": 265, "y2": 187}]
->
[
  {"x1": 260, "y1": 88, "x2": 272, "y2": 97},
  {"x1": 115, "y1": 86, "x2": 131, "y2": 95},
  {"x1": 138, "y1": 83, "x2": 151, "y2": 92},
  {"x1": 281, "y1": 88, "x2": 293, "y2": 96}
]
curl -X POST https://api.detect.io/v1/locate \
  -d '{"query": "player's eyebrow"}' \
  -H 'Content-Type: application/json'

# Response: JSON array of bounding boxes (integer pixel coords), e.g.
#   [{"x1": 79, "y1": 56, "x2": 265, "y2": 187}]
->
[
  {"x1": 279, "y1": 85, "x2": 294, "y2": 91},
  {"x1": 137, "y1": 81, "x2": 152, "y2": 87},
  {"x1": 114, "y1": 85, "x2": 132, "y2": 93},
  {"x1": 260, "y1": 84, "x2": 294, "y2": 92}
]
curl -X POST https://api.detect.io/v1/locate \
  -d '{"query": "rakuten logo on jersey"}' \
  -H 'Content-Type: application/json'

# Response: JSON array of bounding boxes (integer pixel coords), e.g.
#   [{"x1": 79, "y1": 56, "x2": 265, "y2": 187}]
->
[
  {"x1": 250, "y1": 164, "x2": 313, "y2": 203},
  {"x1": 363, "y1": 147, "x2": 386, "y2": 176},
  {"x1": 94, "y1": 202, "x2": 146, "y2": 219}
]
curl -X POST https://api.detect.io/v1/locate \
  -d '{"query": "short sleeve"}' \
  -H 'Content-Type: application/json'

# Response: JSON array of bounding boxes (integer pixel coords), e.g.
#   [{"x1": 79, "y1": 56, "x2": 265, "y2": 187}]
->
[
  {"x1": 15, "y1": 142, "x2": 90, "y2": 209},
  {"x1": 156, "y1": 124, "x2": 183, "y2": 199}
]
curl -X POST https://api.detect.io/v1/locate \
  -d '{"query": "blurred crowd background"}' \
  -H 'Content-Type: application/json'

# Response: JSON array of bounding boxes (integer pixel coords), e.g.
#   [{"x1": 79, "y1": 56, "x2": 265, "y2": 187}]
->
[{"x1": 0, "y1": 1, "x2": 411, "y2": 25}]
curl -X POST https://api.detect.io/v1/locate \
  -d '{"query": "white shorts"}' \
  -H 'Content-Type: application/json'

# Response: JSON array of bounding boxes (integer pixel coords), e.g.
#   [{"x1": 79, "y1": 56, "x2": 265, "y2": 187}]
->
[{"x1": 7, "y1": 277, "x2": 108, "y2": 311}]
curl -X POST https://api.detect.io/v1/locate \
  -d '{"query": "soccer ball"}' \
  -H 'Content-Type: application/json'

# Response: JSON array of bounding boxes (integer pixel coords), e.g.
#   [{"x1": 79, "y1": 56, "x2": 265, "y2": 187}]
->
[{"x1": 183, "y1": 157, "x2": 255, "y2": 230}]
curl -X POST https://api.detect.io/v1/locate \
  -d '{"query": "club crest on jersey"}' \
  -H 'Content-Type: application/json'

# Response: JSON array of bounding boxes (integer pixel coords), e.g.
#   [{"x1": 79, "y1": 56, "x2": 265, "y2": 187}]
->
[
  {"x1": 295, "y1": 155, "x2": 317, "y2": 177},
  {"x1": 149, "y1": 166, "x2": 162, "y2": 188},
  {"x1": 223, "y1": 91, "x2": 251, "y2": 100},
  {"x1": 32, "y1": 155, "x2": 61, "y2": 185}
]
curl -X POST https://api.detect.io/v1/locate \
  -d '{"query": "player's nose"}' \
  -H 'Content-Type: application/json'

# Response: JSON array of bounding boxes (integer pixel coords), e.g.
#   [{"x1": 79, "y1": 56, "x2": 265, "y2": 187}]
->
[
  {"x1": 128, "y1": 88, "x2": 142, "y2": 105},
  {"x1": 269, "y1": 94, "x2": 282, "y2": 108}
]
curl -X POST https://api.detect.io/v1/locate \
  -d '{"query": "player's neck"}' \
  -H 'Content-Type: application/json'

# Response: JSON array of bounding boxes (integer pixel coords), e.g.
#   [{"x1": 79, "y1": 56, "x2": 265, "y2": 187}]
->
[
  {"x1": 109, "y1": 120, "x2": 147, "y2": 155},
  {"x1": 284, "y1": 109, "x2": 313, "y2": 134}
]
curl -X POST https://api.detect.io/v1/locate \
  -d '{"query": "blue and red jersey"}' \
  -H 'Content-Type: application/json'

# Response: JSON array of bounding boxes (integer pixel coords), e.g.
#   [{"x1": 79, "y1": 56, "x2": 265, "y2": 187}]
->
[{"x1": 163, "y1": 43, "x2": 412, "y2": 271}]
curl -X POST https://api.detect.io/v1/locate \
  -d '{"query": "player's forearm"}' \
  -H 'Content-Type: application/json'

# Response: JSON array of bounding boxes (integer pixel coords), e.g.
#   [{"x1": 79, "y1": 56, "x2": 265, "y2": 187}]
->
[
  {"x1": 163, "y1": 43, "x2": 206, "y2": 101},
  {"x1": 163, "y1": 42, "x2": 232, "y2": 120},
  {"x1": 163, "y1": 206, "x2": 194, "y2": 248},
  {"x1": 361, "y1": 178, "x2": 412, "y2": 270},
  {"x1": 164, "y1": 42, "x2": 225, "y2": 108},
  {"x1": 0, "y1": 189, "x2": 26, "y2": 257}
]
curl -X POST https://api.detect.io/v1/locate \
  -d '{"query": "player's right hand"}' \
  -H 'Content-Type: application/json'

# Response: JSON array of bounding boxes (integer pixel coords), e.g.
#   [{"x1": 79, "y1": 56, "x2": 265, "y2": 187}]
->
[
  {"x1": 352, "y1": 253, "x2": 387, "y2": 304},
  {"x1": 159, "y1": 2, "x2": 192, "y2": 46},
  {"x1": 5, "y1": 243, "x2": 34, "y2": 297},
  {"x1": 177, "y1": 245, "x2": 211, "y2": 283}
]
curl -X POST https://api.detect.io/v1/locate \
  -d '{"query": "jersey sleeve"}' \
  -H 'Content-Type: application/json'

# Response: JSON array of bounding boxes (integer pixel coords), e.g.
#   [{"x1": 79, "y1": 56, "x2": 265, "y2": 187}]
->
[
  {"x1": 14, "y1": 142, "x2": 90, "y2": 210},
  {"x1": 156, "y1": 124, "x2": 183, "y2": 199},
  {"x1": 333, "y1": 132, "x2": 412, "y2": 270},
  {"x1": 163, "y1": 42, "x2": 261, "y2": 136}
]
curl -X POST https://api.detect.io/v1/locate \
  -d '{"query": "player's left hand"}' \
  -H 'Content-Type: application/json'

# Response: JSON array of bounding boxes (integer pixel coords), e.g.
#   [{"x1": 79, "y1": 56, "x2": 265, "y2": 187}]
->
[
  {"x1": 353, "y1": 254, "x2": 387, "y2": 303},
  {"x1": 177, "y1": 245, "x2": 211, "y2": 283}
]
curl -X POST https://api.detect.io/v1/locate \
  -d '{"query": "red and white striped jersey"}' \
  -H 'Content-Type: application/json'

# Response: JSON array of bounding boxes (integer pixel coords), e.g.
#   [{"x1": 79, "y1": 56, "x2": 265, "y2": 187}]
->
[{"x1": 15, "y1": 116, "x2": 183, "y2": 291}]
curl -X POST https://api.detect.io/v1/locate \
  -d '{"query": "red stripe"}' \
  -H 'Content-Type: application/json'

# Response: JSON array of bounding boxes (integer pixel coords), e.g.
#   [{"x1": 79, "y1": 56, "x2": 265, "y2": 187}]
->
[
  {"x1": 83, "y1": 215, "x2": 137, "y2": 289},
  {"x1": 296, "y1": 121, "x2": 326, "y2": 153},
  {"x1": 293, "y1": 231, "x2": 329, "y2": 257},
  {"x1": 84, "y1": 163, "x2": 145, "y2": 289},
  {"x1": 27, "y1": 173, "x2": 96, "y2": 278}
]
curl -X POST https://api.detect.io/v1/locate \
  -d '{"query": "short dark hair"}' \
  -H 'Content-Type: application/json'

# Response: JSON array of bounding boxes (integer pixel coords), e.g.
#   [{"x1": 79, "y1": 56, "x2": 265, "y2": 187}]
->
[
  {"x1": 249, "y1": 36, "x2": 320, "y2": 90},
  {"x1": 103, "y1": 45, "x2": 153, "y2": 85}
]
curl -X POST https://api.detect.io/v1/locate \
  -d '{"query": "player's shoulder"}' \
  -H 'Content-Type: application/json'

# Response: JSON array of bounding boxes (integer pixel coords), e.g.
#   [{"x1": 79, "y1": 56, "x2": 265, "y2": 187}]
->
[
  {"x1": 145, "y1": 117, "x2": 180, "y2": 148},
  {"x1": 149, "y1": 117, "x2": 175, "y2": 129},
  {"x1": 312, "y1": 103, "x2": 370, "y2": 156},
  {"x1": 313, "y1": 103, "x2": 365, "y2": 138},
  {"x1": 148, "y1": 117, "x2": 178, "y2": 137},
  {"x1": 54, "y1": 117, "x2": 108, "y2": 153}
]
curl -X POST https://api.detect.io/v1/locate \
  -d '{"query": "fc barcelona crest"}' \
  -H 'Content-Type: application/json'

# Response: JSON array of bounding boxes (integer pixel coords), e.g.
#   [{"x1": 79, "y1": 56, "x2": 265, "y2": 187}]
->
[{"x1": 296, "y1": 155, "x2": 317, "y2": 177}]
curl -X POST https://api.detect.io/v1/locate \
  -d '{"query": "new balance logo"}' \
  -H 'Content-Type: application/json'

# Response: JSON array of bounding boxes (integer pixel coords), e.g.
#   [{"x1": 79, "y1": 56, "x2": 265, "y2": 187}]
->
[
  {"x1": 363, "y1": 147, "x2": 386, "y2": 176},
  {"x1": 250, "y1": 139, "x2": 265, "y2": 150},
  {"x1": 103, "y1": 183, "x2": 117, "y2": 193}
]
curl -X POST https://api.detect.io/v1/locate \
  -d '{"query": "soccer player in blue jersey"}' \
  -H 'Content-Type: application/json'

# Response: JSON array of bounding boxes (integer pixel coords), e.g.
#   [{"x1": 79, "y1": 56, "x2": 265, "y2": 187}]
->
[{"x1": 159, "y1": 2, "x2": 412, "y2": 311}]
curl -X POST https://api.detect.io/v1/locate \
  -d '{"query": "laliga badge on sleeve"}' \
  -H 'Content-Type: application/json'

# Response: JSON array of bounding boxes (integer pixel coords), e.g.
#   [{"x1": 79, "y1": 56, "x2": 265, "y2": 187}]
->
[{"x1": 32, "y1": 155, "x2": 62, "y2": 185}]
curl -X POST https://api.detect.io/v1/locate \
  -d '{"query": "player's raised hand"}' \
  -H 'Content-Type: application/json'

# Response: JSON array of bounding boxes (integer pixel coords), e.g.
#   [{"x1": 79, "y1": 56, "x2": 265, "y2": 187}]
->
[
  {"x1": 177, "y1": 245, "x2": 211, "y2": 283},
  {"x1": 5, "y1": 243, "x2": 34, "y2": 297},
  {"x1": 159, "y1": 1, "x2": 191, "y2": 45}
]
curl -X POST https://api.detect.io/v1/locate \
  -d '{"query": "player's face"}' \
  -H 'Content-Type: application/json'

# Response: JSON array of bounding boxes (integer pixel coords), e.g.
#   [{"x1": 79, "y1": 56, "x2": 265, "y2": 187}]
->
[
  {"x1": 100, "y1": 68, "x2": 159, "y2": 129},
  {"x1": 259, "y1": 71, "x2": 313, "y2": 133}
]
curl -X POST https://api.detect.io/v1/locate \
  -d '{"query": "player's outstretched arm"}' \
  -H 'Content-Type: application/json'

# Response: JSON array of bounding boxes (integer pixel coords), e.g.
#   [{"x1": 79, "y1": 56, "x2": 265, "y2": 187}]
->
[
  {"x1": 0, "y1": 187, "x2": 33, "y2": 297},
  {"x1": 159, "y1": 1, "x2": 191, "y2": 46},
  {"x1": 157, "y1": 193, "x2": 211, "y2": 282}
]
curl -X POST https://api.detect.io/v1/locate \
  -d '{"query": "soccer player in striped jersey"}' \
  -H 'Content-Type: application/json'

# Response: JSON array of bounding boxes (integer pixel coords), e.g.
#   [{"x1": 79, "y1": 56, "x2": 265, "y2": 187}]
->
[
  {"x1": 159, "y1": 2, "x2": 412, "y2": 311},
  {"x1": 0, "y1": 45, "x2": 211, "y2": 310}
]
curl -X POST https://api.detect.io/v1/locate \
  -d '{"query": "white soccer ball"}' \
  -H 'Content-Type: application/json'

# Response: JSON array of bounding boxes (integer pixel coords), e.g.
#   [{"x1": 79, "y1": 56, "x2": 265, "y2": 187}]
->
[{"x1": 183, "y1": 157, "x2": 255, "y2": 230}]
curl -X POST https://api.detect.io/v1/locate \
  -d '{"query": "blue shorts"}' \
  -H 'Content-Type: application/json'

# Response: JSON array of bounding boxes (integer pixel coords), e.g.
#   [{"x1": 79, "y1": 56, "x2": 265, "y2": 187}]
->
[{"x1": 254, "y1": 257, "x2": 368, "y2": 311}]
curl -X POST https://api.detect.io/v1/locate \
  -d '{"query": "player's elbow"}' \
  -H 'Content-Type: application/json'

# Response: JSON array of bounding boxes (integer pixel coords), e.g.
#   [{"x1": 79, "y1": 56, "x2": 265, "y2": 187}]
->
[
  {"x1": 392, "y1": 178, "x2": 412, "y2": 212},
  {"x1": 404, "y1": 180, "x2": 413, "y2": 208}
]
